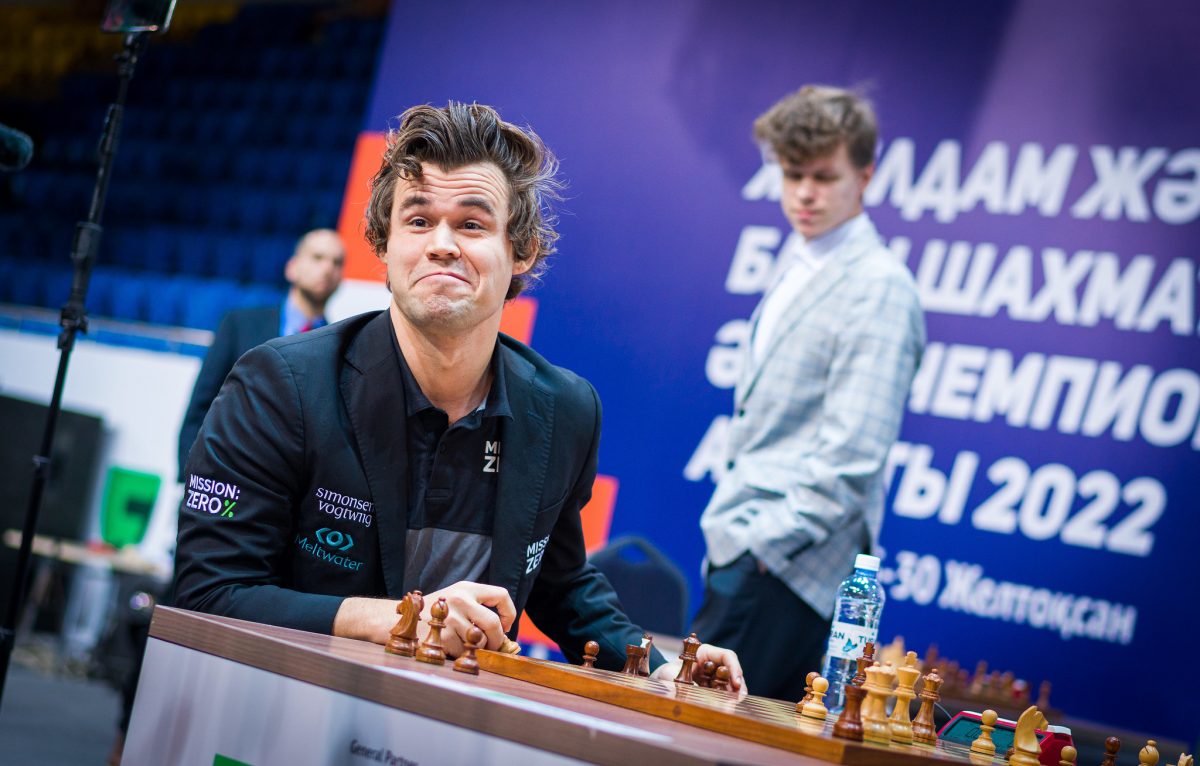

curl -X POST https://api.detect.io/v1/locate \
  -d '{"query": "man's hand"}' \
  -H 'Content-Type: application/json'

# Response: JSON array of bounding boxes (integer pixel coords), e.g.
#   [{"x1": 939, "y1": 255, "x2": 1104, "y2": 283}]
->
[
  {"x1": 650, "y1": 643, "x2": 749, "y2": 698},
  {"x1": 418, "y1": 581, "x2": 516, "y2": 657},
  {"x1": 333, "y1": 581, "x2": 516, "y2": 658}
]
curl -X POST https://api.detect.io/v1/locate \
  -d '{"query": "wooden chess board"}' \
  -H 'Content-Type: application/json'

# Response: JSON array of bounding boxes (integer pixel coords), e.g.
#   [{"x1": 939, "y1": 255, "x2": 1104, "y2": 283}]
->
[{"x1": 477, "y1": 650, "x2": 1004, "y2": 766}]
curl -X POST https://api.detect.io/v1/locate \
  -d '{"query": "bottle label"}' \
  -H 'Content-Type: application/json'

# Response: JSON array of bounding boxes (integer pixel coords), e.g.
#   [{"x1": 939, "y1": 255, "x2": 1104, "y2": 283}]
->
[{"x1": 825, "y1": 621, "x2": 878, "y2": 661}]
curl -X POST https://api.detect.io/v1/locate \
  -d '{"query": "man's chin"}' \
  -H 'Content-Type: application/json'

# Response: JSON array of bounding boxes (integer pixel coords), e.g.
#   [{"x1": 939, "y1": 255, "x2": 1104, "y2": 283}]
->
[
  {"x1": 299, "y1": 285, "x2": 339, "y2": 307},
  {"x1": 395, "y1": 295, "x2": 477, "y2": 330}
]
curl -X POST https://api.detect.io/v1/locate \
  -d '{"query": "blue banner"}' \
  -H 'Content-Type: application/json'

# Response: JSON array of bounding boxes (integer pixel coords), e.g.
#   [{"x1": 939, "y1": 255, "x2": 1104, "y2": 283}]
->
[{"x1": 365, "y1": 0, "x2": 1199, "y2": 740}]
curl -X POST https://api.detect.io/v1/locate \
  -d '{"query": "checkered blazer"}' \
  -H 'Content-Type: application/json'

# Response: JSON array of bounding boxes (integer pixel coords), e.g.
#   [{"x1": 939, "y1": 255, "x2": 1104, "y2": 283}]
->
[{"x1": 700, "y1": 215, "x2": 925, "y2": 620}]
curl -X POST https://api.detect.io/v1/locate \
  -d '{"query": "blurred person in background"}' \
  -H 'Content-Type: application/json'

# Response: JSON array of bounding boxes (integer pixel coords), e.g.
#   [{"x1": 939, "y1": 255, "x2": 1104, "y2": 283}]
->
[{"x1": 176, "y1": 227, "x2": 346, "y2": 477}]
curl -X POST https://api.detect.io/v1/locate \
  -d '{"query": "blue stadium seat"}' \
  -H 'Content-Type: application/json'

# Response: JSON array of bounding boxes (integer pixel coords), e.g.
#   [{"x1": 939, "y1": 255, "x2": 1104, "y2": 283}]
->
[
  {"x1": 326, "y1": 155, "x2": 351, "y2": 187},
  {"x1": 589, "y1": 536, "x2": 689, "y2": 637},
  {"x1": 139, "y1": 188, "x2": 174, "y2": 226},
  {"x1": 129, "y1": 141, "x2": 164, "y2": 178},
  {"x1": 259, "y1": 48, "x2": 288, "y2": 78},
  {"x1": 342, "y1": 47, "x2": 376, "y2": 78},
  {"x1": 231, "y1": 149, "x2": 264, "y2": 184},
  {"x1": 165, "y1": 80, "x2": 190, "y2": 109},
  {"x1": 248, "y1": 235, "x2": 291, "y2": 285},
  {"x1": 195, "y1": 113, "x2": 223, "y2": 143},
  {"x1": 167, "y1": 183, "x2": 205, "y2": 227},
  {"x1": 86, "y1": 269, "x2": 117, "y2": 319},
  {"x1": 20, "y1": 172, "x2": 55, "y2": 209},
  {"x1": 141, "y1": 275, "x2": 187, "y2": 326},
  {"x1": 265, "y1": 80, "x2": 298, "y2": 113},
  {"x1": 0, "y1": 213, "x2": 23, "y2": 259},
  {"x1": 241, "y1": 283, "x2": 284, "y2": 309},
  {"x1": 190, "y1": 79, "x2": 218, "y2": 108},
  {"x1": 193, "y1": 147, "x2": 234, "y2": 183},
  {"x1": 294, "y1": 155, "x2": 324, "y2": 186},
  {"x1": 38, "y1": 267, "x2": 73, "y2": 310},
  {"x1": 41, "y1": 221, "x2": 74, "y2": 264},
  {"x1": 8, "y1": 262, "x2": 41, "y2": 306},
  {"x1": 205, "y1": 189, "x2": 241, "y2": 229},
  {"x1": 0, "y1": 258, "x2": 16, "y2": 303},
  {"x1": 235, "y1": 190, "x2": 270, "y2": 231},
  {"x1": 180, "y1": 278, "x2": 240, "y2": 330},
  {"x1": 117, "y1": 274, "x2": 157, "y2": 324},
  {"x1": 0, "y1": 258, "x2": 17, "y2": 303},
  {"x1": 271, "y1": 191, "x2": 308, "y2": 232},
  {"x1": 221, "y1": 109, "x2": 253, "y2": 144},
  {"x1": 259, "y1": 148, "x2": 292, "y2": 186},
  {"x1": 106, "y1": 182, "x2": 144, "y2": 223},
  {"x1": 312, "y1": 191, "x2": 343, "y2": 229},
  {"x1": 140, "y1": 225, "x2": 178, "y2": 272},
  {"x1": 103, "y1": 227, "x2": 141, "y2": 270},
  {"x1": 211, "y1": 234, "x2": 250, "y2": 281},
  {"x1": 324, "y1": 85, "x2": 356, "y2": 116},
  {"x1": 165, "y1": 110, "x2": 193, "y2": 141},
  {"x1": 176, "y1": 232, "x2": 215, "y2": 277}
]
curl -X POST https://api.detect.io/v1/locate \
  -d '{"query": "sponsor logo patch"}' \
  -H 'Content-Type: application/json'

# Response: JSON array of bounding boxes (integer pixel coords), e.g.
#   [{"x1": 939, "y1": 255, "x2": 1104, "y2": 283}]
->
[
  {"x1": 525, "y1": 534, "x2": 549, "y2": 574},
  {"x1": 296, "y1": 528, "x2": 363, "y2": 571},
  {"x1": 184, "y1": 474, "x2": 240, "y2": 518},
  {"x1": 314, "y1": 487, "x2": 375, "y2": 527}
]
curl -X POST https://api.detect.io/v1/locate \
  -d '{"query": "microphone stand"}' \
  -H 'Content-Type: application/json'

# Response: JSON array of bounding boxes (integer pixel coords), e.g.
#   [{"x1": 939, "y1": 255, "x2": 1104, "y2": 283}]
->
[{"x1": 0, "y1": 31, "x2": 149, "y2": 709}]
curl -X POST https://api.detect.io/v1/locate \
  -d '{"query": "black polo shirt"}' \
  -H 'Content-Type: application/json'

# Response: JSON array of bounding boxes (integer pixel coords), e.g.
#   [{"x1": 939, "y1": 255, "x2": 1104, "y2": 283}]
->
[{"x1": 394, "y1": 336, "x2": 511, "y2": 595}]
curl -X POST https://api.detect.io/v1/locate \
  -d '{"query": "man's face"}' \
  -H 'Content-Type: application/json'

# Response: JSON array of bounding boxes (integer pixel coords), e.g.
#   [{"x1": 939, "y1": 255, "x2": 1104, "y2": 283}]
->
[
  {"x1": 286, "y1": 230, "x2": 345, "y2": 304},
  {"x1": 779, "y1": 142, "x2": 873, "y2": 240},
  {"x1": 381, "y1": 162, "x2": 528, "y2": 334}
]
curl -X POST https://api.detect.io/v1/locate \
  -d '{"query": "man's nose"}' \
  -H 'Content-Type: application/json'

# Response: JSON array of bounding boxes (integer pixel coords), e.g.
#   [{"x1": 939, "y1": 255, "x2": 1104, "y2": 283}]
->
[
  {"x1": 793, "y1": 178, "x2": 817, "y2": 201},
  {"x1": 427, "y1": 221, "x2": 460, "y2": 258}
]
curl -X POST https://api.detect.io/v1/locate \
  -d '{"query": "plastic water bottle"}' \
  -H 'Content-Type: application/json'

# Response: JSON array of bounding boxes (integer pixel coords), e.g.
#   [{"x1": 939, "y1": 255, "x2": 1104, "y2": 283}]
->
[{"x1": 820, "y1": 553, "x2": 885, "y2": 712}]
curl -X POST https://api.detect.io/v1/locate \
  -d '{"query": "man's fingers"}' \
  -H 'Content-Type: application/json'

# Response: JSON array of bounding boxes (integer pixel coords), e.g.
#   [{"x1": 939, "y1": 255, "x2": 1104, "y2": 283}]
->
[
  {"x1": 650, "y1": 661, "x2": 681, "y2": 683},
  {"x1": 470, "y1": 584, "x2": 517, "y2": 630},
  {"x1": 698, "y1": 644, "x2": 748, "y2": 695},
  {"x1": 448, "y1": 598, "x2": 506, "y2": 649},
  {"x1": 429, "y1": 582, "x2": 515, "y2": 650}
]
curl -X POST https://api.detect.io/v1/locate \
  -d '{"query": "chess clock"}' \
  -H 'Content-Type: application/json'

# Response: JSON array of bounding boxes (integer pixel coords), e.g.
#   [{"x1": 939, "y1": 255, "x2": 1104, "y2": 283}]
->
[{"x1": 939, "y1": 711, "x2": 1074, "y2": 765}]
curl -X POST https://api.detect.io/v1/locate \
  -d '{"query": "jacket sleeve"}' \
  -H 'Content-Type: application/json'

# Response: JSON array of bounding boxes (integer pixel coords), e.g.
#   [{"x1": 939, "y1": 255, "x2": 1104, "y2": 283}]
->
[
  {"x1": 173, "y1": 343, "x2": 345, "y2": 634},
  {"x1": 522, "y1": 382, "x2": 667, "y2": 672},
  {"x1": 178, "y1": 313, "x2": 242, "y2": 480},
  {"x1": 745, "y1": 271, "x2": 924, "y2": 563}
]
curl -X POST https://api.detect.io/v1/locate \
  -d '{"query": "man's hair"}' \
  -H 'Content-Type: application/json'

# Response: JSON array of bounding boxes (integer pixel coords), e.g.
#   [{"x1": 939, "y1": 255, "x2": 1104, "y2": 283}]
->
[
  {"x1": 753, "y1": 85, "x2": 878, "y2": 169},
  {"x1": 364, "y1": 102, "x2": 562, "y2": 300}
]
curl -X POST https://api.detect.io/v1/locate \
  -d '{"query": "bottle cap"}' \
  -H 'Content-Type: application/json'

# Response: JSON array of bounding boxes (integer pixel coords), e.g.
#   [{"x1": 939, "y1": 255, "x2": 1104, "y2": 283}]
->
[{"x1": 854, "y1": 554, "x2": 880, "y2": 572}]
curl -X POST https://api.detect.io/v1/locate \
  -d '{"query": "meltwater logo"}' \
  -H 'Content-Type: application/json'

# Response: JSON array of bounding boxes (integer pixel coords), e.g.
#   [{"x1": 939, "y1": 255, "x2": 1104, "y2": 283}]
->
[
  {"x1": 296, "y1": 528, "x2": 363, "y2": 572},
  {"x1": 315, "y1": 527, "x2": 354, "y2": 551}
]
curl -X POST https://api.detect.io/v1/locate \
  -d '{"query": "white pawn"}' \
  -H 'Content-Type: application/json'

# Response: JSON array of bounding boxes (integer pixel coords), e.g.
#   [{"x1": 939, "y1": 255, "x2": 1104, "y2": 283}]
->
[
  {"x1": 801, "y1": 676, "x2": 829, "y2": 720},
  {"x1": 1059, "y1": 745, "x2": 1077, "y2": 765},
  {"x1": 969, "y1": 709, "x2": 997, "y2": 755},
  {"x1": 1140, "y1": 740, "x2": 1160, "y2": 766}
]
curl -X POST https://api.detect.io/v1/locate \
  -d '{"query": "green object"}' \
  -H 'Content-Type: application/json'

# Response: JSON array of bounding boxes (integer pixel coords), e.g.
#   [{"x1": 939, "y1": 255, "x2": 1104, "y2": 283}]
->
[
  {"x1": 99, "y1": 467, "x2": 160, "y2": 547},
  {"x1": 213, "y1": 755, "x2": 254, "y2": 766}
]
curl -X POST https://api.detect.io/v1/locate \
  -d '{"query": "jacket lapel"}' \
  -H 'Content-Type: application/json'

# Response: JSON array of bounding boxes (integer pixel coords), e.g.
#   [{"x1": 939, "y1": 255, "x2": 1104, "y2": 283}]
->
[
  {"x1": 489, "y1": 344, "x2": 553, "y2": 599},
  {"x1": 340, "y1": 311, "x2": 409, "y2": 598},
  {"x1": 736, "y1": 245, "x2": 866, "y2": 405}
]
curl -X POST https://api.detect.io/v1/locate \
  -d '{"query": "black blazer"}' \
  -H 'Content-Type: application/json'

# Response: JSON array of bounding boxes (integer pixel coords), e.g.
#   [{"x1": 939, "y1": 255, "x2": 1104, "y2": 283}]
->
[
  {"x1": 174, "y1": 311, "x2": 651, "y2": 669},
  {"x1": 177, "y1": 305, "x2": 281, "y2": 477}
]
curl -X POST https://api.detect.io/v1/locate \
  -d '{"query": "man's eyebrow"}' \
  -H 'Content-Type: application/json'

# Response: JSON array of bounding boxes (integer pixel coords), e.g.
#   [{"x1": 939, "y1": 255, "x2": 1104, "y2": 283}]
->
[
  {"x1": 458, "y1": 196, "x2": 496, "y2": 216},
  {"x1": 398, "y1": 194, "x2": 429, "y2": 211}
]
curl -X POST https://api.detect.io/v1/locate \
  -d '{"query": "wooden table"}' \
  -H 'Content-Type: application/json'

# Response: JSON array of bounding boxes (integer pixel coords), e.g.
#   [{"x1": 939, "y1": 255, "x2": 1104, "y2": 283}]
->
[{"x1": 124, "y1": 607, "x2": 829, "y2": 765}]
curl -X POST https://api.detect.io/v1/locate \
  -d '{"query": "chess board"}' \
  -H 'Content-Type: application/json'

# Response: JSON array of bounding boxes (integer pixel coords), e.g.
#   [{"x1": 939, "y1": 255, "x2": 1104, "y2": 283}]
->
[{"x1": 477, "y1": 650, "x2": 1005, "y2": 766}]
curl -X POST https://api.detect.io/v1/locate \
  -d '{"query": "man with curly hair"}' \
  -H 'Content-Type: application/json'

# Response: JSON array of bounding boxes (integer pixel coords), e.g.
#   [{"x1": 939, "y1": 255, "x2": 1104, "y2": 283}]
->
[
  {"x1": 693, "y1": 86, "x2": 924, "y2": 700},
  {"x1": 173, "y1": 102, "x2": 743, "y2": 685}
]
